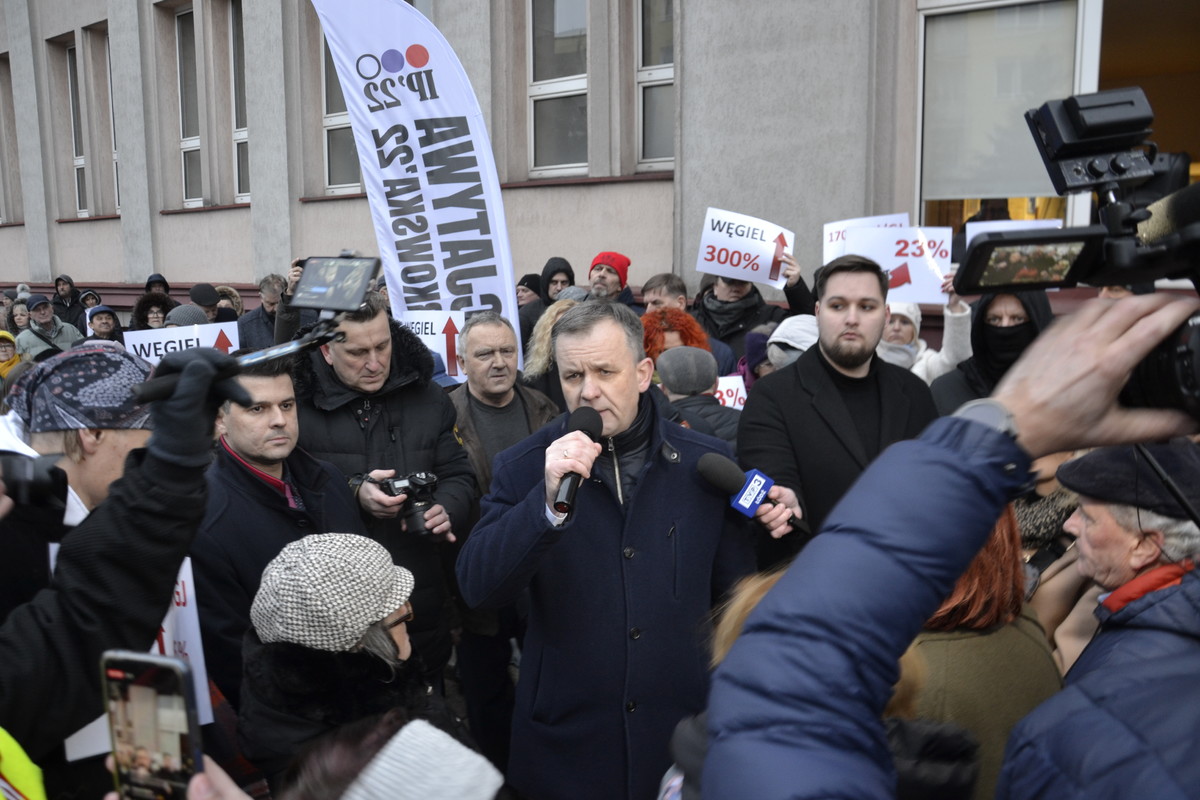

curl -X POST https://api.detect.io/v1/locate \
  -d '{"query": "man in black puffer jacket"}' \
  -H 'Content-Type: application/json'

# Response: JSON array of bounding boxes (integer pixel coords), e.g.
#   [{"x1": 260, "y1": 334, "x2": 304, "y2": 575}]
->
[{"x1": 290, "y1": 293, "x2": 474, "y2": 687}]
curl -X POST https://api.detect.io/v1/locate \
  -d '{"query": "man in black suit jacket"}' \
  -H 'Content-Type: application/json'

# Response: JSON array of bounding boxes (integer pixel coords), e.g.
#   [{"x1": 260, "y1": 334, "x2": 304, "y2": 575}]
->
[{"x1": 738, "y1": 255, "x2": 937, "y2": 567}]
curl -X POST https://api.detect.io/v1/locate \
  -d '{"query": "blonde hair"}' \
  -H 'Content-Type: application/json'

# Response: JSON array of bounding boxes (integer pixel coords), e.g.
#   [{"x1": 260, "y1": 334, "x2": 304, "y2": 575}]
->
[{"x1": 523, "y1": 299, "x2": 579, "y2": 378}]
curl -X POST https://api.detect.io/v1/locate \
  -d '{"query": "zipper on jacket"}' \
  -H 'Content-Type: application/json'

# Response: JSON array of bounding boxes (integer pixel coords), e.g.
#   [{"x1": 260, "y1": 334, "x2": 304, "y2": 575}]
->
[
  {"x1": 608, "y1": 438, "x2": 624, "y2": 506},
  {"x1": 356, "y1": 399, "x2": 371, "y2": 430}
]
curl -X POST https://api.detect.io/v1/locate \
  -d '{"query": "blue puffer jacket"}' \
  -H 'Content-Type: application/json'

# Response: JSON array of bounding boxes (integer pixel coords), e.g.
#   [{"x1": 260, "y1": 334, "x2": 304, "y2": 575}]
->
[
  {"x1": 703, "y1": 417, "x2": 1031, "y2": 798},
  {"x1": 996, "y1": 569, "x2": 1200, "y2": 799}
]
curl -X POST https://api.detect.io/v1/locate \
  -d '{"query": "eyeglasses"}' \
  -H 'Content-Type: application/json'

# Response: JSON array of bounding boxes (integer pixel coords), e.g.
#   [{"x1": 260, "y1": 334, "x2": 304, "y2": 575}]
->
[
  {"x1": 0, "y1": 343, "x2": 13, "y2": 352},
  {"x1": 147, "y1": 309, "x2": 165, "y2": 317},
  {"x1": 385, "y1": 601, "x2": 414, "y2": 628}
]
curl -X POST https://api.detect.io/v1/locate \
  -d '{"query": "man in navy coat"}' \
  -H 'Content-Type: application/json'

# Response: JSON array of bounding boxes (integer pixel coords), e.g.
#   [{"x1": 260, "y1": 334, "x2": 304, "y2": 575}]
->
[{"x1": 456, "y1": 302, "x2": 797, "y2": 800}]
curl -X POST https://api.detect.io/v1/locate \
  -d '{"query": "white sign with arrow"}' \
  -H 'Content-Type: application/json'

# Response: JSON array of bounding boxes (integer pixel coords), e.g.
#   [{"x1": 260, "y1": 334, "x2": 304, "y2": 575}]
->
[
  {"x1": 695, "y1": 208, "x2": 794, "y2": 290},
  {"x1": 399, "y1": 310, "x2": 466, "y2": 384},
  {"x1": 842, "y1": 226, "x2": 953, "y2": 305}
]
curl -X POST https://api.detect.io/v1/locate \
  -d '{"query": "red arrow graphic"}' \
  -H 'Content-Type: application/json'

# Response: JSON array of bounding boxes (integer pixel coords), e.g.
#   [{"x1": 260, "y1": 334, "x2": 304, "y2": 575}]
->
[
  {"x1": 212, "y1": 329, "x2": 234, "y2": 354},
  {"x1": 443, "y1": 317, "x2": 460, "y2": 376},
  {"x1": 888, "y1": 262, "x2": 911, "y2": 289},
  {"x1": 768, "y1": 233, "x2": 788, "y2": 281}
]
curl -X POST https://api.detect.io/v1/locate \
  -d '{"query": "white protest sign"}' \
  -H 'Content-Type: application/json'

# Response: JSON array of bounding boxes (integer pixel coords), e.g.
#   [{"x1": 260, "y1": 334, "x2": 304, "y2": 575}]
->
[
  {"x1": 843, "y1": 226, "x2": 953, "y2": 305},
  {"x1": 399, "y1": 309, "x2": 466, "y2": 383},
  {"x1": 312, "y1": 0, "x2": 518, "y2": 322},
  {"x1": 715, "y1": 375, "x2": 748, "y2": 409},
  {"x1": 124, "y1": 323, "x2": 239, "y2": 366},
  {"x1": 964, "y1": 219, "x2": 1063, "y2": 252},
  {"x1": 696, "y1": 208, "x2": 794, "y2": 290},
  {"x1": 822, "y1": 212, "x2": 910, "y2": 264},
  {"x1": 64, "y1": 557, "x2": 212, "y2": 761}
]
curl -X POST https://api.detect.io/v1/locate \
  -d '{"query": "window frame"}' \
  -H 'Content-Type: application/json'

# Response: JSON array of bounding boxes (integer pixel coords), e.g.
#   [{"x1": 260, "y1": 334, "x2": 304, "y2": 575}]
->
[
  {"x1": 635, "y1": 0, "x2": 674, "y2": 171},
  {"x1": 229, "y1": 0, "x2": 249, "y2": 202},
  {"x1": 66, "y1": 44, "x2": 88, "y2": 217},
  {"x1": 175, "y1": 8, "x2": 203, "y2": 208},
  {"x1": 321, "y1": 36, "x2": 361, "y2": 195},
  {"x1": 526, "y1": 0, "x2": 589, "y2": 179}
]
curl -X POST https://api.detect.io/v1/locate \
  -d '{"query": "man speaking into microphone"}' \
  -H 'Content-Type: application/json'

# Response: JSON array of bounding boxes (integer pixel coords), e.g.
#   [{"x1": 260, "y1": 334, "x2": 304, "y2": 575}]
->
[{"x1": 457, "y1": 301, "x2": 798, "y2": 800}]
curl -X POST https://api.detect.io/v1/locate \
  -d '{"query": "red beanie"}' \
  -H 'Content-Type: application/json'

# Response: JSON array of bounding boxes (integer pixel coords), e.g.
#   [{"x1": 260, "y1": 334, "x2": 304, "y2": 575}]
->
[{"x1": 590, "y1": 251, "x2": 631, "y2": 288}]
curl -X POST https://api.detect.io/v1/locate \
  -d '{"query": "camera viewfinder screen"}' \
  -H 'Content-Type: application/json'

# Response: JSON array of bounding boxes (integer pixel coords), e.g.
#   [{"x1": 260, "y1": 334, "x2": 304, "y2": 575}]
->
[
  {"x1": 106, "y1": 663, "x2": 195, "y2": 799},
  {"x1": 292, "y1": 257, "x2": 381, "y2": 312},
  {"x1": 978, "y1": 242, "x2": 1084, "y2": 287}
]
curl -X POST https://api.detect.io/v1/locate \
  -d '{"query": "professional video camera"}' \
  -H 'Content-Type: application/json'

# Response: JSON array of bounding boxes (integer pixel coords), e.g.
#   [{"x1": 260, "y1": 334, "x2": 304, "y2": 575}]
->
[
  {"x1": 134, "y1": 254, "x2": 382, "y2": 402},
  {"x1": 953, "y1": 87, "x2": 1200, "y2": 417}
]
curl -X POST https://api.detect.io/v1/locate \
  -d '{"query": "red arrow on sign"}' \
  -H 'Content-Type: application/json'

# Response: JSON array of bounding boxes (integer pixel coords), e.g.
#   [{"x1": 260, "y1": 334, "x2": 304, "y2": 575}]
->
[
  {"x1": 443, "y1": 317, "x2": 460, "y2": 375},
  {"x1": 212, "y1": 329, "x2": 234, "y2": 354},
  {"x1": 888, "y1": 262, "x2": 911, "y2": 289},
  {"x1": 768, "y1": 233, "x2": 788, "y2": 281}
]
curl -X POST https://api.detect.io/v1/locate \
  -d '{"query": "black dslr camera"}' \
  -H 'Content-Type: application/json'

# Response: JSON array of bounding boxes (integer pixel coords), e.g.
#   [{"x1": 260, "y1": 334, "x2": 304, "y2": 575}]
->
[
  {"x1": 954, "y1": 87, "x2": 1200, "y2": 418},
  {"x1": 380, "y1": 472, "x2": 439, "y2": 536}
]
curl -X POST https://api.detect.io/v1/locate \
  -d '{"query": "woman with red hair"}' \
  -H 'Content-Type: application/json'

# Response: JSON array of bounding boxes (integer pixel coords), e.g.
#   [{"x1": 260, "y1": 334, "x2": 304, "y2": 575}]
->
[
  {"x1": 911, "y1": 505, "x2": 1062, "y2": 800},
  {"x1": 641, "y1": 308, "x2": 710, "y2": 364}
]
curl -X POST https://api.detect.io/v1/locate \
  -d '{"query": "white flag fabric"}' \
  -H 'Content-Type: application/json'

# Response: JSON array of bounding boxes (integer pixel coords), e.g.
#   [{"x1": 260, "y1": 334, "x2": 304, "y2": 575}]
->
[{"x1": 311, "y1": 0, "x2": 516, "y2": 322}]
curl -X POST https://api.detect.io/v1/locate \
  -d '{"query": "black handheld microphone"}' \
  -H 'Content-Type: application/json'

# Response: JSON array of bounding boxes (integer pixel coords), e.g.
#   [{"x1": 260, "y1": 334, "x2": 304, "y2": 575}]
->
[
  {"x1": 552, "y1": 406, "x2": 604, "y2": 518},
  {"x1": 697, "y1": 452, "x2": 808, "y2": 535}
]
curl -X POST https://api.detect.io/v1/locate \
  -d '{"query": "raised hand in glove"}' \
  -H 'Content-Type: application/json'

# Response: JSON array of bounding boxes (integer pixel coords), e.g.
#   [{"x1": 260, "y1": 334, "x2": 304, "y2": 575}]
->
[{"x1": 146, "y1": 348, "x2": 252, "y2": 467}]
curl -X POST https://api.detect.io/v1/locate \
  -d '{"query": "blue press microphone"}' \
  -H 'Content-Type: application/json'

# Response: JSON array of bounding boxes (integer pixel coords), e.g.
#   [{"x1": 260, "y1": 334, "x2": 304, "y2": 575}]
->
[{"x1": 697, "y1": 452, "x2": 807, "y2": 533}]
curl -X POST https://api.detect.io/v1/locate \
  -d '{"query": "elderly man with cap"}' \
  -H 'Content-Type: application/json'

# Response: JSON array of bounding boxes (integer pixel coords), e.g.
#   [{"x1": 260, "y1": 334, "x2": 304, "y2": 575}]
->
[
  {"x1": 83, "y1": 305, "x2": 124, "y2": 345},
  {"x1": 657, "y1": 345, "x2": 741, "y2": 452},
  {"x1": 996, "y1": 438, "x2": 1200, "y2": 798},
  {"x1": 515, "y1": 273, "x2": 541, "y2": 307},
  {"x1": 238, "y1": 533, "x2": 471, "y2": 789},
  {"x1": 588, "y1": 251, "x2": 644, "y2": 314},
  {"x1": 189, "y1": 283, "x2": 221, "y2": 322},
  {"x1": 0, "y1": 344, "x2": 249, "y2": 792},
  {"x1": 14, "y1": 293, "x2": 83, "y2": 360}
]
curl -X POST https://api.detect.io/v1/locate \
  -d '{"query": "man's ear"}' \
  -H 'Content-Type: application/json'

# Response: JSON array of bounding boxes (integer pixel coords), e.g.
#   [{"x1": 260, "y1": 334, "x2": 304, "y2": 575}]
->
[
  {"x1": 320, "y1": 343, "x2": 334, "y2": 366},
  {"x1": 215, "y1": 407, "x2": 229, "y2": 439},
  {"x1": 77, "y1": 428, "x2": 103, "y2": 456},
  {"x1": 1130, "y1": 528, "x2": 1166, "y2": 573},
  {"x1": 635, "y1": 357, "x2": 654, "y2": 393}
]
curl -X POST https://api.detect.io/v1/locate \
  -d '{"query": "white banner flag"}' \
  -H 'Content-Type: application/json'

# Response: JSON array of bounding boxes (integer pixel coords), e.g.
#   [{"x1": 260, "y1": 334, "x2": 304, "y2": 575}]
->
[{"x1": 311, "y1": 0, "x2": 516, "y2": 328}]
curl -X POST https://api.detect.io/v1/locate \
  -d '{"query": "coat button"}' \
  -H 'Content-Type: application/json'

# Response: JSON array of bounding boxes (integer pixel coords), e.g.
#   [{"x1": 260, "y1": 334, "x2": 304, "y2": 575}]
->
[
  {"x1": 630, "y1": 627, "x2": 641, "y2": 640},
  {"x1": 623, "y1": 547, "x2": 635, "y2": 559},
  {"x1": 626, "y1": 700, "x2": 637, "y2": 712}
]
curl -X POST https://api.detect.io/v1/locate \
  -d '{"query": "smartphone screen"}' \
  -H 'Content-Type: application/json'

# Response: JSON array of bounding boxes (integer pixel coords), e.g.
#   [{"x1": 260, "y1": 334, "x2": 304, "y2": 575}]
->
[{"x1": 103, "y1": 651, "x2": 202, "y2": 800}]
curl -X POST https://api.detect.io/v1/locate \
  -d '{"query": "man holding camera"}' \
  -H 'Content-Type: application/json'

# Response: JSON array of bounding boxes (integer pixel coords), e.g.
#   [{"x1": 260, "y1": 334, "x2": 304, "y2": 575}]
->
[
  {"x1": 189, "y1": 352, "x2": 366, "y2": 709},
  {"x1": 291, "y1": 293, "x2": 474, "y2": 686}
]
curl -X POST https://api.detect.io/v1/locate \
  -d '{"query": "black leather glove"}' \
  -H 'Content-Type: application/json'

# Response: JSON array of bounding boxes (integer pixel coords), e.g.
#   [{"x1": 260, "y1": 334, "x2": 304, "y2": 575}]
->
[{"x1": 146, "y1": 349, "x2": 252, "y2": 467}]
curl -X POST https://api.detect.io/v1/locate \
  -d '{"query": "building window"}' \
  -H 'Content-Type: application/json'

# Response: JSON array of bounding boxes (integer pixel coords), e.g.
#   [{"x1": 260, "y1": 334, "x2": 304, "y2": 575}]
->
[
  {"x1": 106, "y1": 37, "x2": 120, "y2": 210},
  {"x1": 66, "y1": 45, "x2": 88, "y2": 216},
  {"x1": 176, "y1": 9, "x2": 203, "y2": 206},
  {"x1": 230, "y1": 0, "x2": 249, "y2": 200},
  {"x1": 323, "y1": 37, "x2": 361, "y2": 193},
  {"x1": 637, "y1": 0, "x2": 674, "y2": 167},
  {"x1": 920, "y1": 0, "x2": 1078, "y2": 231},
  {"x1": 528, "y1": 0, "x2": 588, "y2": 176}
]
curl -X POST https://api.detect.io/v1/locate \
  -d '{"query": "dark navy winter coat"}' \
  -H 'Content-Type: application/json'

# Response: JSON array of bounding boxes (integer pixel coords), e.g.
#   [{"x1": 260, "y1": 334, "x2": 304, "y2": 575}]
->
[
  {"x1": 703, "y1": 417, "x2": 1030, "y2": 799},
  {"x1": 996, "y1": 569, "x2": 1200, "y2": 799},
  {"x1": 456, "y1": 407, "x2": 755, "y2": 800}
]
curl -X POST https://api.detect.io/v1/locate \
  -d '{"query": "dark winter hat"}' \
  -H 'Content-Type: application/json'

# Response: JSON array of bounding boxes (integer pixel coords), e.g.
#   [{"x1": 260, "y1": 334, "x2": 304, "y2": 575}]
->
[
  {"x1": 656, "y1": 346, "x2": 718, "y2": 397},
  {"x1": 145, "y1": 273, "x2": 171, "y2": 293},
  {"x1": 25, "y1": 294, "x2": 51, "y2": 310},
  {"x1": 590, "y1": 252, "x2": 631, "y2": 288},
  {"x1": 1057, "y1": 438, "x2": 1200, "y2": 520},
  {"x1": 165, "y1": 304, "x2": 209, "y2": 327},
  {"x1": 251, "y1": 534, "x2": 415, "y2": 653},
  {"x1": 54, "y1": 274, "x2": 75, "y2": 288},
  {"x1": 8, "y1": 342, "x2": 153, "y2": 433},
  {"x1": 517, "y1": 274, "x2": 542, "y2": 295},
  {"x1": 189, "y1": 283, "x2": 220, "y2": 306},
  {"x1": 86, "y1": 305, "x2": 117, "y2": 323},
  {"x1": 743, "y1": 331, "x2": 770, "y2": 372}
]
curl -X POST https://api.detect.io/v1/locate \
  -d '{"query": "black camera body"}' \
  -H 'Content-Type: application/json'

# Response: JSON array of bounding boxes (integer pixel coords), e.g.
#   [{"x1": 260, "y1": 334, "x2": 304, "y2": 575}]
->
[{"x1": 379, "y1": 472, "x2": 439, "y2": 536}]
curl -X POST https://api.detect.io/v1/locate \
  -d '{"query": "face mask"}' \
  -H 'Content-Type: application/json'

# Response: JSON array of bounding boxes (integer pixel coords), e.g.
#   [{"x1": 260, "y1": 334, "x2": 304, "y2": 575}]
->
[{"x1": 983, "y1": 321, "x2": 1037, "y2": 365}]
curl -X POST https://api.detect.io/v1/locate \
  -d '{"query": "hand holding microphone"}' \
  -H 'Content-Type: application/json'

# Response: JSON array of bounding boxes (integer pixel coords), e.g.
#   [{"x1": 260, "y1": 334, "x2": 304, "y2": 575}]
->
[
  {"x1": 697, "y1": 452, "x2": 807, "y2": 539},
  {"x1": 546, "y1": 407, "x2": 604, "y2": 521}
]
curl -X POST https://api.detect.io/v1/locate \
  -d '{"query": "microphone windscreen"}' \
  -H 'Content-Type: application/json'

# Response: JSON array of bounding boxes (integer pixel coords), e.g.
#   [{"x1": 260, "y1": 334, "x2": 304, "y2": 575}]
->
[
  {"x1": 566, "y1": 406, "x2": 604, "y2": 441},
  {"x1": 1138, "y1": 182, "x2": 1200, "y2": 245},
  {"x1": 698, "y1": 452, "x2": 748, "y2": 496}
]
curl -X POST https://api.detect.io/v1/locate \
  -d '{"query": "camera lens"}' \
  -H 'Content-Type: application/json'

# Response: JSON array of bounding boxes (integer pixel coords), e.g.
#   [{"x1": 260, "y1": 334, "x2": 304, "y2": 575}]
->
[{"x1": 1121, "y1": 311, "x2": 1200, "y2": 418}]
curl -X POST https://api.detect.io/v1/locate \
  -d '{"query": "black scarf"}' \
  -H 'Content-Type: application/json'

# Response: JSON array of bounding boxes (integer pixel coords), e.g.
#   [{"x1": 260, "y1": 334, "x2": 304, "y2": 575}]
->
[{"x1": 701, "y1": 292, "x2": 760, "y2": 336}]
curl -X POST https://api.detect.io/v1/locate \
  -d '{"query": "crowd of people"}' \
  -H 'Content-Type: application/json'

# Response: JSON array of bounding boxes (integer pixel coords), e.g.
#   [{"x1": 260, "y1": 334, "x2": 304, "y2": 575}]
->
[{"x1": 0, "y1": 247, "x2": 1198, "y2": 800}]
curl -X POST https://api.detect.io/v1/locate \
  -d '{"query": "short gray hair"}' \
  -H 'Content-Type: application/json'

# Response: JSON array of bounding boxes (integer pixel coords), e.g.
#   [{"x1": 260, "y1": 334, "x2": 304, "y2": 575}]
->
[
  {"x1": 352, "y1": 619, "x2": 403, "y2": 670},
  {"x1": 459, "y1": 311, "x2": 514, "y2": 353},
  {"x1": 552, "y1": 301, "x2": 645, "y2": 364},
  {"x1": 1109, "y1": 504, "x2": 1200, "y2": 562}
]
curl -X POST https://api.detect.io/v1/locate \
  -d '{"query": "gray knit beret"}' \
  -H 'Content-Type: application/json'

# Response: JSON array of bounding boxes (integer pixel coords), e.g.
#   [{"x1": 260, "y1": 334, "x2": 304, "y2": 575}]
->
[
  {"x1": 251, "y1": 534, "x2": 415, "y2": 652},
  {"x1": 165, "y1": 304, "x2": 210, "y2": 327}
]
